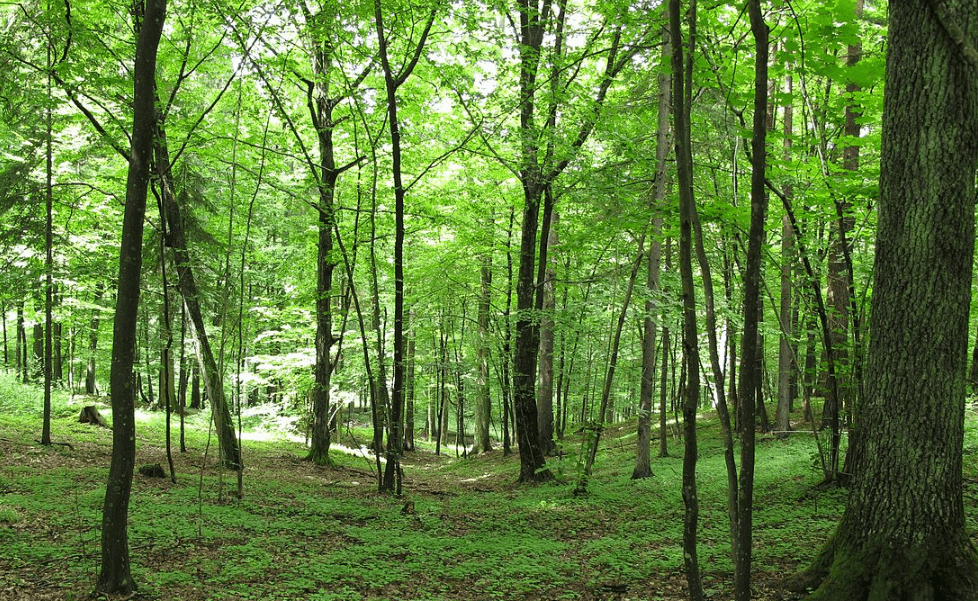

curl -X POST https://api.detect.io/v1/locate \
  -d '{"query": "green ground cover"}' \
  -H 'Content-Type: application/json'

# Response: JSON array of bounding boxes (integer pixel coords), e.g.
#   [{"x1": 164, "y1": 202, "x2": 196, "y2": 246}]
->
[{"x1": 1, "y1": 373, "x2": 976, "y2": 600}]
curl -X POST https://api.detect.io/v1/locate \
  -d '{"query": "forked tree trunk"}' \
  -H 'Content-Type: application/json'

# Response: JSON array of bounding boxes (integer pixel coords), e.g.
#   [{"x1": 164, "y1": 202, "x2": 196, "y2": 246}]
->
[{"x1": 791, "y1": 0, "x2": 978, "y2": 597}]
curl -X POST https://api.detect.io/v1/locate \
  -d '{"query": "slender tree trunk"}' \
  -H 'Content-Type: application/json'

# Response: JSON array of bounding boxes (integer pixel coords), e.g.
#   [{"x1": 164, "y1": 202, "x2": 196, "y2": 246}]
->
[
  {"x1": 501, "y1": 208, "x2": 515, "y2": 456},
  {"x1": 577, "y1": 238, "x2": 646, "y2": 494},
  {"x1": 84, "y1": 283, "x2": 103, "y2": 394},
  {"x1": 838, "y1": 0, "x2": 866, "y2": 481},
  {"x1": 156, "y1": 136, "x2": 239, "y2": 468},
  {"x1": 473, "y1": 257, "x2": 493, "y2": 454},
  {"x1": 775, "y1": 75, "x2": 795, "y2": 441},
  {"x1": 375, "y1": 1, "x2": 435, "y2": 494},
  {"x1": 53, "y1": 289, "x2": 62, "y2": 384},
  {"x1": 670, "y1": 0, "x2": 703, "y2": 594},
  {"x1": 776, "y1": 214, "x2": 794, "y2": 438},
  {"x1": 404, "y1": 319, "x2": 416, "y2": 452},
  {"x1": 32, "y1": 320, "x2": 43, "y2": 381},
  {"x1": 97, "y1": 0, "x2": 164, "y2": 593},
  {"x1": 16, "y1": 303, "x2": 26, "y2": 383},
  {"x1": 1, "y1": 303, "x2": 7, "y2": 369},
  {"x1": 158, "y1": 234, "x2": 176, "y2": 484},
  {"x1": 658, "y1": 319, "x2": 671, "y2": 458},
  {"x1": 734, "y1": 2, "x2": 768, "y2": 599},
  {"x1": 634, "y1": 26, "x2": 671, "y2": 480},
  {"x1": 178, "y1": 303, "x2": 187, "y2": 452}
]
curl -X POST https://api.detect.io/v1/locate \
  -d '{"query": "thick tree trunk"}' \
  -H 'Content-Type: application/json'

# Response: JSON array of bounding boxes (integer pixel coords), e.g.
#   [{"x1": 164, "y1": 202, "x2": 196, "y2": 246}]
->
[
  {"x1": 513, "y1": 181, "x2": 552, "y2": 482},
  {"x1": 793, "y1": 0, "x2": 978, "y2": 597},
  {"x1": 97, "y1": 0, "x2": 165, "y2": 594},
  {"x1": 536, "y1": 212, "x2": 558, "y2": 457}
]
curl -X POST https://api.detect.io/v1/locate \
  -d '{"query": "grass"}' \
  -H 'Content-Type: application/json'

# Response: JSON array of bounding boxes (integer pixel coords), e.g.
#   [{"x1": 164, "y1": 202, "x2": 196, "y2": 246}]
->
[{"x1": 1, "y1": 371, "x2": 977, "y2": 600}]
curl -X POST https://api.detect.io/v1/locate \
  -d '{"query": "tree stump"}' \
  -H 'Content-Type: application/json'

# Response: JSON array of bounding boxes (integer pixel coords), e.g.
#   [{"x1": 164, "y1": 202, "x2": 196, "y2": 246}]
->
[
  {"x1": 138, "y1": 463, "x2": 166, "y2": 478},
  {"x1": 78, "y1": 406, "x2": 108, "y2": 428}
]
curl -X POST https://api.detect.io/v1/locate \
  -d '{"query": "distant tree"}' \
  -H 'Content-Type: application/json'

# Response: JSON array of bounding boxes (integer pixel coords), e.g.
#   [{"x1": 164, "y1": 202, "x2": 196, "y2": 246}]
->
[
  {"x1": 632, "y1": 26, "x2": 670, "y2": 481},
  {"x1": 790, "y1": 0, "x2": 978, "y2": 597}
]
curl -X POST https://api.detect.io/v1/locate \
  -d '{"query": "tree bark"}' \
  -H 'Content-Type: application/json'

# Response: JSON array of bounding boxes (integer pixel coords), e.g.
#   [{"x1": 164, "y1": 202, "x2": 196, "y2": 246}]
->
[
  {"x1": 670, "y1": 0, "x2": 703, "y2": 594},
  {"x1": 536, "y1": 211, "x2": 558, "y2": 456},
  {"x1": 634, "y1": 26, "x2": 671, "y2": 480},
  {"x1": 86, "y1": 283, "x2": 104, "y2": 395},
  {"x1": 473, "y1": 256, "x2": 493, "y2": 454},
  {"x1": 775, "y1": 74, "x2": 794, "y2": 439},
  {"x1": 734, "y1": 2, "x2": 768, "y2": 598},
  {"x1": 97, "y1": 0, "x2": 165, "y2": 594},
  {"x1": 793, "y1": 0, "x2": 978, "y2": 596},
  {"x1": 156, "y1": 147, "x2": 240, "y2": 469}
]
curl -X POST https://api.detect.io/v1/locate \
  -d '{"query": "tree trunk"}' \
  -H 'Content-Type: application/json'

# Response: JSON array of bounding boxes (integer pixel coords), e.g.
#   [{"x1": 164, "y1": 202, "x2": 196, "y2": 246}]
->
[
  {"x1": 375, "y1": 2, "x2": 435, "y2": 494},
  {"x1": 793, "y1": 0, "x2": 978, "y2": 596},
  {"x1": 670, "y1": 0, "x2": 703, "y2": 594},
  {"x1": 300, "y1": 4, "x2": 343, "y2": 468},
  {"x1": 734, "y1": 2, "x2": 768, "y2": 598},
  {"x1": 97, "y1": 0, "x2": 165, "y2": 593},
  {"x1": 775, "y1": 214, "x2": 794, "y2": 439},
  {"x1": 33, "y1": 321, "x2": 43, "y2": 381},
  {"x1": 776, "y1": 73, "x2": 795, "y2": 439},
  {"x1": 156, "y1": 131, "x2": 240, "y2": 469},
  {"x1": 473, "y1": 256, "x2": 493, "y2": 454},
  {"x1": 501, "y1": 208, "x2": 515, "y2": 456},
  {"x1": 1, "y1": 303, "x2": 7, "y2": 368},
  {"x1": 16, "y1": 303, "x2": 26, "y2": 382},
  {"x1": 190, "y1": 364, "x2": 201, "y2": 410},
  {"x1": 536, "y1": 211, "x2": 558, "y2": 457},
  {"x1": 635, "y1": 29, "x2": 671, "y2": 480},
  {"x1": 404, "y1": 319, "x2": 416, "y2": 452}
]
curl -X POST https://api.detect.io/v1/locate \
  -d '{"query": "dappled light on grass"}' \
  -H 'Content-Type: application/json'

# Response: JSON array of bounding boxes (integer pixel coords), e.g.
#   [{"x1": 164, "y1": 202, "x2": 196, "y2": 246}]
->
[{"x1": 3, "y1": 372, "x2": 978, "y2": 600}]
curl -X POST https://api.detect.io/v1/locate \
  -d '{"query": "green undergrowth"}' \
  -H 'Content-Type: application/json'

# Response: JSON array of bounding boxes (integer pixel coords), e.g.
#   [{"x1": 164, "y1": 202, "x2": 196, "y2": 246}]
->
[{"x1": 2, "y1": 372, "x2": 977, "y2": 600}]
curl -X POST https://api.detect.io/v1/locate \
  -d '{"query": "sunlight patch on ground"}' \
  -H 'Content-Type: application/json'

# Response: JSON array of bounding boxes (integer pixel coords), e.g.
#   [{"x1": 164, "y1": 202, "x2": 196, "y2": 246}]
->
[
  {"x1": 460, "y1": 473, "x2": 492, "y2": 482},
  {"x1": 331, "y1": 442, "x2": 386, "y2": 463}
]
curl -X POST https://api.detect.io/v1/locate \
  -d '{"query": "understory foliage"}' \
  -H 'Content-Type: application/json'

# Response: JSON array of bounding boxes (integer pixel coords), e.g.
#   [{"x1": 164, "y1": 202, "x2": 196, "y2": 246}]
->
[
  {"x1": 0, "y1": 375, "x2": 913, "y2": 600},
  {"x1": 2, "y1": 0, "x2": 977, "y2": 597}
]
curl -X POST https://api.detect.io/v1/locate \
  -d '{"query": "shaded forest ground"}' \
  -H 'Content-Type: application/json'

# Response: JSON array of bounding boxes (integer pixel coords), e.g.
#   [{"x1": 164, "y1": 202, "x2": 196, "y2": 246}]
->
[{"x1": 2, "y1": 376, "x2": 978, "y2": 600}]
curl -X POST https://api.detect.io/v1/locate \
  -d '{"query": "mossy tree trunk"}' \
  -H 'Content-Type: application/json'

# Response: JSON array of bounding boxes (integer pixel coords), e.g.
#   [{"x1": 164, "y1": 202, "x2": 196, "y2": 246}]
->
[{"x1": 793, "y1": 0, "x2": 978, "y2": 597}]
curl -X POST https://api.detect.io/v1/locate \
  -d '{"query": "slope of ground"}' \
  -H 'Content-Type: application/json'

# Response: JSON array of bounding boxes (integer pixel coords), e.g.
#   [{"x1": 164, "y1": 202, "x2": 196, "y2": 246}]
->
[{"x1": 2, "y1": 375, "x2": 976, "y2": 601}]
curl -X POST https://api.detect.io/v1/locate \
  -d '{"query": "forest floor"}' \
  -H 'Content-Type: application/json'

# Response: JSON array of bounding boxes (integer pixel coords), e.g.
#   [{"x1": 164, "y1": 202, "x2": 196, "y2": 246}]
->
[{"x1": 2, "y1": 377, "x2": 978, "y2": 601}]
